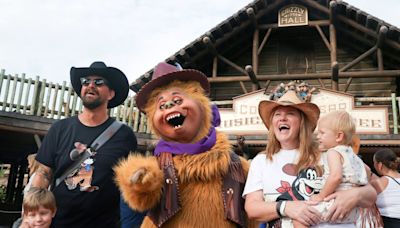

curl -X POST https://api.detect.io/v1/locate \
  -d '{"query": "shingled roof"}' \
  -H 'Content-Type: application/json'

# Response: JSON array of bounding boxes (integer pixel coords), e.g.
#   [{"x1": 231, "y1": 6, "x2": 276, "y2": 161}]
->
[{"x1": 130, "y1": 0, "x2": 400, "y2": 93}]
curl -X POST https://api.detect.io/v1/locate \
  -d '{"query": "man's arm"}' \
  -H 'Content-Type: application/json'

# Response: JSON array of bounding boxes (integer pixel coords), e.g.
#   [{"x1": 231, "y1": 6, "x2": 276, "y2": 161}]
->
[{"x1": 31, "y1": 162, "x2": 53, "y2": 189}]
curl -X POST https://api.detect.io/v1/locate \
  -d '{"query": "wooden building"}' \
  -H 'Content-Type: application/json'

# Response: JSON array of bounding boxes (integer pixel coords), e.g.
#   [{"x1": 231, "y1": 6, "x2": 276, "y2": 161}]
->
[
  {"x1": 131, "y1": 0, "x2": 400, "y2": 164},
  {"x1": 0, "y1": 0, "x2": 399, "y2": 225}
]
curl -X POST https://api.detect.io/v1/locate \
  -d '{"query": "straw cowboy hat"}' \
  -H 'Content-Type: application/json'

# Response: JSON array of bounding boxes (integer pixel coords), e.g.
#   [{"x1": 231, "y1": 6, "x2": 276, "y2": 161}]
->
[
  {"x1": 259, "y1": 90, "x2": 320, "y2": 130},
  {"x1": 70, "y1": 61, "x2": 129, "y2": 108},
  {"x1": 135, "y1": 62, "x2": 210, "y2": 112}
]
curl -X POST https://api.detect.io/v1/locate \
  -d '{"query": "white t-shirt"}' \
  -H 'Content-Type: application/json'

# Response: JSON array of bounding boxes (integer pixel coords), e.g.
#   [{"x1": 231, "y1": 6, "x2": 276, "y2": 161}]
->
[{"x1": 243, "y1": 150, "x2": 355, "y2": 228}]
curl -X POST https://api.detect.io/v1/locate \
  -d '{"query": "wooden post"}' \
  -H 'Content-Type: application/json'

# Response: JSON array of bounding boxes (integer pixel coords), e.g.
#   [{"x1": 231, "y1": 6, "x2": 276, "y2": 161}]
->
[
  {"x1": 1, "y1": 74, "x2": 10, "y2": 111},
  {"x1": 16, "y1": 73, "x2": 26, "y2": 112},
  {"x1": 50, "y1": 83, "x2": 59, "y2": 119},
  {"x1": 9, "y1": 74, "x2": 18, "y2": 111},
  {"x1": 329, "y1": 1, "x2": 337, "y2": 65},
  {"x1": 245, "y1": 65, "x2": 261, "y2": 90},
  {"x1": 31, "y1": 76, "x2": 41, "y2": 116},
  {"x1": 133, "y1": 108, "x2": 140, "y2": 132},
  {"x1": 65, "y1": 84, "x2": 73, "y2": 117},
  {"x1": 377, "y1": 48, "x2": 384, "y2": 71},
  {"x1": 71, "y1": 92, "x2": 78, "y2": 116},
  {"x1": 331, "y1": 61, "x2": 339, "y2": 91},
  {"x1": 212, "y1": 57, "x2": 218, "y2": 78},
  {"x1": 329, "y1": 1, "x2": 338, "y2": 90},
  {"x1": 127, "y1": 97, "x2": 134, "y2": 126},
  {"x1": 0, "y1": 69, "x2": 4, "y2": 94},
  {"x1": 252, "y1": 29, "x2": 259, "y2": 75},
  {"x1": 22, "y1": 78, "x2": 32, "y2": 115},
  {"x1": 377, "y1": 26, "x2": 387, "y2": 71},
  {"x1": 57, "y1": 81, "x2": 66, "y2": 119},
  {"x1": 391, "y1": 93, "x2": 398, "y2": 134}
]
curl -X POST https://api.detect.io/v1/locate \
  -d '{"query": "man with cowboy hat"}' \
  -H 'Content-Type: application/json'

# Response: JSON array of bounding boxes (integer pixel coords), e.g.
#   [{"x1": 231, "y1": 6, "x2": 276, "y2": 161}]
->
[{"x1": 31, "y1": 61, "x2": 144, "y2": 228}]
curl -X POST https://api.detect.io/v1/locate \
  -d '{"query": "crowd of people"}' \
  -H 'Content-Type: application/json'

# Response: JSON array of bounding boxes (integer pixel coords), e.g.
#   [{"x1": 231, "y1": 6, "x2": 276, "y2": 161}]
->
[{"x1": 13, "y1": 62, "x2": 400, "y2": 228}]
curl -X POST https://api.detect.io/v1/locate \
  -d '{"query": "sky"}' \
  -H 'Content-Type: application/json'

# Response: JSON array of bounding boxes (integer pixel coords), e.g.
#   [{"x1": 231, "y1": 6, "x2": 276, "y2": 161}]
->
[{"x1": 0, "y1": 0, "x2": 399, "y2": 88}]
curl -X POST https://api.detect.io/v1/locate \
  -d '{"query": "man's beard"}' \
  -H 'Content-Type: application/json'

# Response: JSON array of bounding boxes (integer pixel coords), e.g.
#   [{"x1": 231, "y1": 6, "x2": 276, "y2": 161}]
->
[{"x1": 82, "y1": 97, "x2": 103, "y2": 110}]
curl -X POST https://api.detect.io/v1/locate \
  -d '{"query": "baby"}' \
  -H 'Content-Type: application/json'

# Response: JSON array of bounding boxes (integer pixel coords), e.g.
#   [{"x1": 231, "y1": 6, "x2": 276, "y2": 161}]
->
[{"x1": 312, "y1": 111, "x2": 367, "y2": 224}]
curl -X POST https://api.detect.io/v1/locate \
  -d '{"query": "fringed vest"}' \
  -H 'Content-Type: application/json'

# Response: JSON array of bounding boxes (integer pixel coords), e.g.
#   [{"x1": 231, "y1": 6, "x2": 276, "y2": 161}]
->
[{"x1": 148, "y1": 152, "x2": 247, "y2": 227}]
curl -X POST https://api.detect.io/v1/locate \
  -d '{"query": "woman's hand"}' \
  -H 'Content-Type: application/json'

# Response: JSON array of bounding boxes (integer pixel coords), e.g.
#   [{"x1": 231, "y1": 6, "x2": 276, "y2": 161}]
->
[
  {"x1": 324, "y1": 184, "x2": 376, "y2": 222},
  {"x1": 285, "y1": 200, "x2": 321, "y2": 226}
]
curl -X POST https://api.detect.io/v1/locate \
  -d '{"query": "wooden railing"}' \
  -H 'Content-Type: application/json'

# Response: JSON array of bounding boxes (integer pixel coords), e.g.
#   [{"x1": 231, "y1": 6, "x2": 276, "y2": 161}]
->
[
  {"x1": 1, "y1": 69, "x2": 399, "y2": 134},
  {"x1": 0, "y1": 69, "x2": 151, "y2": 134}
]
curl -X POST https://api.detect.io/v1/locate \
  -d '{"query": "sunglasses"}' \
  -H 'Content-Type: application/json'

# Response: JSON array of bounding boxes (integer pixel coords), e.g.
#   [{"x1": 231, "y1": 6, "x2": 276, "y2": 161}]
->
[{"x1": 80, "y1": 78, "x2": 108, "y2": 87}]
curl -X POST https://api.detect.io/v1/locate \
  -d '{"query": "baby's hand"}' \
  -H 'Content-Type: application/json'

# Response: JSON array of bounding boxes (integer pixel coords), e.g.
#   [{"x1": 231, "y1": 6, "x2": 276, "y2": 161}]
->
[{"x1": 310, "y1": 194, "x2": 323, "y2": 202}]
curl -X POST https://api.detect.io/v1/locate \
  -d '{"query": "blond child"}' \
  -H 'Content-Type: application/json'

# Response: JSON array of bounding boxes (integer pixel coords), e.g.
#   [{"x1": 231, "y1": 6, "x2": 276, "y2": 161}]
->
[
  {"x1": 316, "y1": 111, "x2": 368, "y2": 223},
  {"x1": 21, "y1": 187, "x2": 56, "y2": 228}
]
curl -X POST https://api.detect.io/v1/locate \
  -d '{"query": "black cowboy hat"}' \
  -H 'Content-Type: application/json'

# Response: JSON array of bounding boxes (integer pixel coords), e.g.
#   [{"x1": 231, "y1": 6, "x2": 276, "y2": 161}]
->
[
  {"x1": 135, "y1": 62, "x2": 210, "y2": 112},
  {"x1": 70, "y1": 61, "x2": 129, "y2": 108}
]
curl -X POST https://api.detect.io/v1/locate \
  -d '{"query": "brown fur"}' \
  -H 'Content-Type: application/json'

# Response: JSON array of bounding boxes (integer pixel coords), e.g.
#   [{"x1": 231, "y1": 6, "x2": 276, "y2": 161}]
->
[
  {"x1": 114, "y1": 154, "x2": 164, "y2": 211},
  {"x1": 114, "y1": 132, "x2": 251, "y2": 227}
]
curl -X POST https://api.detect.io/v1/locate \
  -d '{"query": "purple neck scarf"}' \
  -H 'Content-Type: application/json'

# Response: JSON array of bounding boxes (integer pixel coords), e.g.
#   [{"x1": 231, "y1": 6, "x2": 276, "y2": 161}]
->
[{"x1": 154, "y1": 105, "x2": 221, "y2": 156}]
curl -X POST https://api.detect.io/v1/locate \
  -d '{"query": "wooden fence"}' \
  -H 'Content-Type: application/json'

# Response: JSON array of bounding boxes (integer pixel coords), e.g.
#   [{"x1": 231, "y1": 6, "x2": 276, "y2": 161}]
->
[
  {"x1": 0, "y1": 69, "x2": 151, "y2": 134},
  {"x1": 1, "y1": 69, "x2": 400, "y2": 134}
]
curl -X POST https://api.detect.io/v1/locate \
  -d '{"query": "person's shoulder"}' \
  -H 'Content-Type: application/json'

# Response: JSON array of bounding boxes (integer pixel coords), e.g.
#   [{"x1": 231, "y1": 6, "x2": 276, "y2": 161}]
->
[
  {"x1": 251, "y1": 152, "x2": 267, "y2": 164},
  {"x1": 371, "y1": 176, "x2": 389, "y2": 193},
  {"x1": 49, "y1": 116, "x2": 77, "y2": 129},
  {"x1": 118, "y1": 122, "x2": 135, "y2": 134}
]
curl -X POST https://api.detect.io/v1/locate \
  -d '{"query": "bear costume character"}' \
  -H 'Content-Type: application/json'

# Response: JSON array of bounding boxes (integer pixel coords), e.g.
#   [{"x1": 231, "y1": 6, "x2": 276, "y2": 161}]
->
[{"x1": 114, "y1": 62, "x2": 252, "y2": 227}]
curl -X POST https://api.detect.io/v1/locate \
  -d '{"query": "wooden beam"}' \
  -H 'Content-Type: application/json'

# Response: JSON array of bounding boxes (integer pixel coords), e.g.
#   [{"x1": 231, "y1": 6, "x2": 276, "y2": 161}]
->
[
  {"x1": 203, "y1": 36, "x2": 247, "y2": 75},
  {"x1": 264, "y1": 80, "x2": 271, "y2": 91},
  {"x1": 246, "y1": 7, "x2": 257, "y2": 27},
  {"x1": 335, "y1": 25, "x2": 400, "y2": 63},
  {"x1": 340, "y1": 46, "x2": 377, "y2": 72},
  {"x1": 202, "y1": 36, "x2": 218, "y2": 56},
  {"x1": 376, "y1": 26, "x2": 388, "y2": 48},
  {"x1": 318, "y1": 78, "x2": 326, "y2": 88},
  {"x1": 344, "y1": 77, "x2": 353, "y2": 93},
  {"x1": 207, "y1": 70, "x2": 400, "y2": 83},
  {"x1": 329, "y1": 0, "x2": 337, "y2": 24},
  {"x1": 258, "y1": 28, "x2": 272, "y2": 55},
  {"x1": 245, "y1": 65, "x2": 261, "y2": 90},
  {"x1": 300, "y1": 0, "x2": 400, "y2": 50},
  {"x1": 315, "y1": 25, "x2": 331, "y2": 51},
  {"x1": 239, "y1": 81, "x2": 248, "y2": 94},
  {"x1": 218, "y1": 54, "x2": 247, "y2": 75},
  {"x1": 331, "y1": 61, "x2": 339, "y2": 91}
]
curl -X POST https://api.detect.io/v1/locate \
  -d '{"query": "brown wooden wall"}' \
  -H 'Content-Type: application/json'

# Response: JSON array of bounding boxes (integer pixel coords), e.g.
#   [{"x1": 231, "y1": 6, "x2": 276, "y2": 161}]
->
[{"x1": 210, "y1": 26, "x2": 395, "y2": 101}]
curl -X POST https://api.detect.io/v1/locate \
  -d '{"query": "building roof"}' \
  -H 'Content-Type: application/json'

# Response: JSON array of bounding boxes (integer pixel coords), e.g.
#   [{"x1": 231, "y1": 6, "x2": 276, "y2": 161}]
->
[{"x1": 130, "y1": 0, "x2": 400, "y2": 93}]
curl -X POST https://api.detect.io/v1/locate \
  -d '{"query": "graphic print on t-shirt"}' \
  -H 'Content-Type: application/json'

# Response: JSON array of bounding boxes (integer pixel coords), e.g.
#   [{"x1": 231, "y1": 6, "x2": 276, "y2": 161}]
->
[
  {"x1": 276, "y1": 165, "x2": 323, "y2": 201},
  {"x1": 65, "y1": 142, "x2": 99, "y2": 192}
]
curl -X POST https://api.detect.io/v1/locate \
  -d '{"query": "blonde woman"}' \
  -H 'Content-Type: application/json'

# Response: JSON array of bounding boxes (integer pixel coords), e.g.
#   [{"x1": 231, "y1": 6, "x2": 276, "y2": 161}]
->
[{"x1": 243, "y1": 90, "x2": 377, "y2": 228}]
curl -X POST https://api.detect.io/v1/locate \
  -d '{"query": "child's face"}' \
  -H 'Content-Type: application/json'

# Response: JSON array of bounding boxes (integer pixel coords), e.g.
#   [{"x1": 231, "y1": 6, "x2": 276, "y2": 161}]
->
[
  {"x1": 25, "y1": 206, "x2": 55, "y2": 228},
  {"x1": 317, "y1": 121, "x2": 339, "y2": 151}
]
